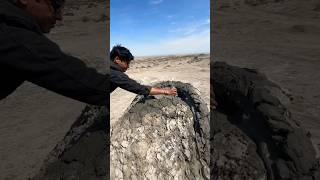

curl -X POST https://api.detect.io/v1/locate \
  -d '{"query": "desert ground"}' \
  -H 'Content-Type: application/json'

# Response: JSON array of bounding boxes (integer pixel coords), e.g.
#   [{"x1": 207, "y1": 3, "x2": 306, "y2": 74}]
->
[
  {"x1": 213, "y1": 0, "x2": 320, "y2": 155},
  {"x1": 0, "y1": 0, "x2": 108, "y2": 179}
]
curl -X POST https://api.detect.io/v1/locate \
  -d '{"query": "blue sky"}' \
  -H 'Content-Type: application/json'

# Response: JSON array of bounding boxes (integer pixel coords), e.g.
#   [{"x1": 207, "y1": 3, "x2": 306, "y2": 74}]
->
[{"x1": 110, "y1": 0, "x2": 210, "y2": 57}]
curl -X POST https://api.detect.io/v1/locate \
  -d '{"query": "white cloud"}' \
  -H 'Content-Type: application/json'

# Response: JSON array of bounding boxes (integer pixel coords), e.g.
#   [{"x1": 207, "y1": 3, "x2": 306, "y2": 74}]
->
[
  {"x1": 114, "y1": 19, "x2": 210, "y2": 56},
  {"x1": 150, "y1": 0, "x2": 163, "y2": 5},
  {"x1": 160, "y1": 29, "x2": 210, "y2": 54},
  {"x1": 131, "y1": 28, "x2": 210, "y2": 56},
  {"x1": 166, "y1": 15, "x2": 174, "y2": 19},
  {"x1": 168, "y1": 19, "x2": 210, "y2": 36}
]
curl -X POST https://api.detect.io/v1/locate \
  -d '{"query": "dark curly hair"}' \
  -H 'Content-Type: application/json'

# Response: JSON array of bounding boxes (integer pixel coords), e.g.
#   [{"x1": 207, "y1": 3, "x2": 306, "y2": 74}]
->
[{"x1": 110, "y1": 45, "x2": 134, "y2": 62}]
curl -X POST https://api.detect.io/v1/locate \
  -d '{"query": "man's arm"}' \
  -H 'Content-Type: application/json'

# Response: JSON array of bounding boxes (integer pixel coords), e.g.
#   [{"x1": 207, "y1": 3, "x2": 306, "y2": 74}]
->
[
  {"x1": 111, "y1": 71, "x2": 177, "y2": 96},
  {"x1": 149, "y1": 87, "x2": 177, "y2": 96},
  {"x1": 3, "y1": 26, "x2": 108, "y2": 106},
  {"x1": 111, "y1": 71, "x2": 150, "y2": 95}
]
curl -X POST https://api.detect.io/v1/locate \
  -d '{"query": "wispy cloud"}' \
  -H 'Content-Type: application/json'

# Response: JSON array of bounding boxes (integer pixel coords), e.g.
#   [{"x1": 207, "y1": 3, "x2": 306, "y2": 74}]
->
[
  {"x1": 166, "y1": 15, "x2": 174, "y2": 19},
  {"x1": 111, "y1": 0, "x2": 209, "y2": 56},
  {"x1": 112, "y1": 18, "x2": 210, "y2": 56},
  {"x1": 150, "y1": 0, "x2": 163, "y2": 5},
  {"x1": 168, "y1": 19, "x2": 210, "y2": 36},
  {"x1": 162, "y1": 29, "x2": 209, "y2": 53},
  {"x1": 131, "y1": 28, "x2": 210, "y2": 56}
]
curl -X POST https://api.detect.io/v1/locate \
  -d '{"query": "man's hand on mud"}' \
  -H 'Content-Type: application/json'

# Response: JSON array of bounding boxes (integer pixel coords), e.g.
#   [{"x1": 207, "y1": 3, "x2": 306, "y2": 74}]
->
[
  {"x1": 163, "y1": 87, "x2": 178, "y2": 96},
  {"x1": 149, "y1": 87, "x2": 178, "y2": 96}
]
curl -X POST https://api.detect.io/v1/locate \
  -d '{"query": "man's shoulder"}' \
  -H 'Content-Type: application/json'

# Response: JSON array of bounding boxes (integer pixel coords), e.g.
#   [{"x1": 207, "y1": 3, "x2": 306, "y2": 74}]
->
[
  {"x1": 1, "y1": 22, "x2": 50, "y2": 44},
  {"x1": 110, "y1": 68, "x2": 130, "y2": 82},
  {"x1": 111, "y1": 68, "x2": 126, "y2": 76},
  {"x1": 1, "y1": 23, "x2": 62, "y2": 58}
]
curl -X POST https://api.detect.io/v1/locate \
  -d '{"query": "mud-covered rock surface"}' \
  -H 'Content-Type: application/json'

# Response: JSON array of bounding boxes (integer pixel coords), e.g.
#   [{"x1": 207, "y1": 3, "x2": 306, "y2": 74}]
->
[
  {"x1": 211, "y1": 62, "x2": 320, "y2": 180},
  {"x1": 111, "y1": 81, "x2": 210, "y2": 180},
  {"x1": 32, "y1": 106, "x2": 109, "y2": 180}
]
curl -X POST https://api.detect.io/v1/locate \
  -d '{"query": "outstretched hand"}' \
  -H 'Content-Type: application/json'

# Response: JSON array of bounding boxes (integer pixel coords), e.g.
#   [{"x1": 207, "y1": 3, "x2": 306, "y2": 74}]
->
[
  {"x1": 163, "y1": 87, "x2": 178, "y2": 96},
  {"x1": 149, "y1": 87, "x2": 178, "y2": 96}
]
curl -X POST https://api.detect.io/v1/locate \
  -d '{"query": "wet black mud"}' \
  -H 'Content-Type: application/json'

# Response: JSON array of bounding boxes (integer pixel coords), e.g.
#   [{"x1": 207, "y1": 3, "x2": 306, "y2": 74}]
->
[{"x1": 211, "y1": 62, "x2": 320, "y2": 180}]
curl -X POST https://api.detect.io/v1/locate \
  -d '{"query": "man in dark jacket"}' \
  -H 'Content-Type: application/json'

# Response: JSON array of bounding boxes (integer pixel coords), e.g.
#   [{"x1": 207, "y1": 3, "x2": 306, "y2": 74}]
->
[
  {"x1": 110, "y1": 45, "x2": 177, "y2": 96},
  {"x1": 0, "y1": 0, "x2": 108, "y2": 106}
]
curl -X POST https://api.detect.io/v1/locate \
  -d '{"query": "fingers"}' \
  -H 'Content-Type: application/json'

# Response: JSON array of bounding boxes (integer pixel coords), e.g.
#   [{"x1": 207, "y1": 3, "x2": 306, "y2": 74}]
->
[
  {"x1": 170, "y1": 87, "x2": 178, "y2": 96},
  {"x1": 162, "y1": 87, "x2": 178, "y2": 96}
]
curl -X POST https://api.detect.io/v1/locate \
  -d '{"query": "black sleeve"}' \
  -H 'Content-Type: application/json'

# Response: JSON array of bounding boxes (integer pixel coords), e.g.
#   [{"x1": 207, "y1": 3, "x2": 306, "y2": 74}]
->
[
  {"x1": 3, "y1": 25, "x2": 108, "y2": 106},
  {"x1": 111, "y1": 71, "x2": 151, "y2": 95}
]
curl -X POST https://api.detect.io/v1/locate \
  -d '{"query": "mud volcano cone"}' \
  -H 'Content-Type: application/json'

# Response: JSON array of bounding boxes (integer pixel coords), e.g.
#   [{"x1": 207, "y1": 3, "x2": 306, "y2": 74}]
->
[
  {"x1": 33, "y1": 106, "x2": 109, "y2": 180},
  {"x1": 211, "y1": 62, "x2": 320, "y2": 180},
  {"x1": 111, "y1": 81, "x2": 210, "y2": 179}
]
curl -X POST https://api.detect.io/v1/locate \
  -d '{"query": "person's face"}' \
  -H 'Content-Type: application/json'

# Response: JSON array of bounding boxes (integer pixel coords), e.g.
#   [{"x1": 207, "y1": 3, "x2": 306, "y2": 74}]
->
[
  {"x1": 114, "y1": 56, "x2": 130, "y2": 72},
  {"x1": 19, "y1": 0, "x2": 64, "y2": 33}
]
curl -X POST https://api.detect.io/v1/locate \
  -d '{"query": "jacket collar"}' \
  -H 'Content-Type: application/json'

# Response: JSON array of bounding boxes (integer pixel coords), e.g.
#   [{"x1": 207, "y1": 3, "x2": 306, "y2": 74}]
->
[{"x1": 0, "y1": 0, "x2": 42, "y2": 34}]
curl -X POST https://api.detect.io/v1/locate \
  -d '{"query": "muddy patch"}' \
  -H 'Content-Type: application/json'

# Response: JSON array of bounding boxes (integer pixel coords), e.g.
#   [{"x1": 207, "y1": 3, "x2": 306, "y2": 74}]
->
[
  {"x1": 111, "y1": 81, "x2": 210, "y2": 179},
  {"x1": 211, "y1": 62, "x2": 320, "y2": 180}
]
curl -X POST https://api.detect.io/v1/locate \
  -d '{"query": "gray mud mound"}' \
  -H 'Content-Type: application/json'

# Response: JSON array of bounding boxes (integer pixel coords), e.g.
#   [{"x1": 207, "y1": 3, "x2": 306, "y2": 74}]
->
[
  {"x1": 211, "y1": 62, "x2": 320, "y2": 180},
  {"x1": 111, "y1": 81, "x2": 210, "y2": 180},
  {"x1": 32, "y1": 106, "x2": 108, "y2": 180}
]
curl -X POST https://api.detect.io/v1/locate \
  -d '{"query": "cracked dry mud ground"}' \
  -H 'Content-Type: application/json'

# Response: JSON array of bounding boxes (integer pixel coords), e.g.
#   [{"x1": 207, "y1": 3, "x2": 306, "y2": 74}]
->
[{"x1": 111, "y1": 81, "x2": 210, "y2": 180}]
